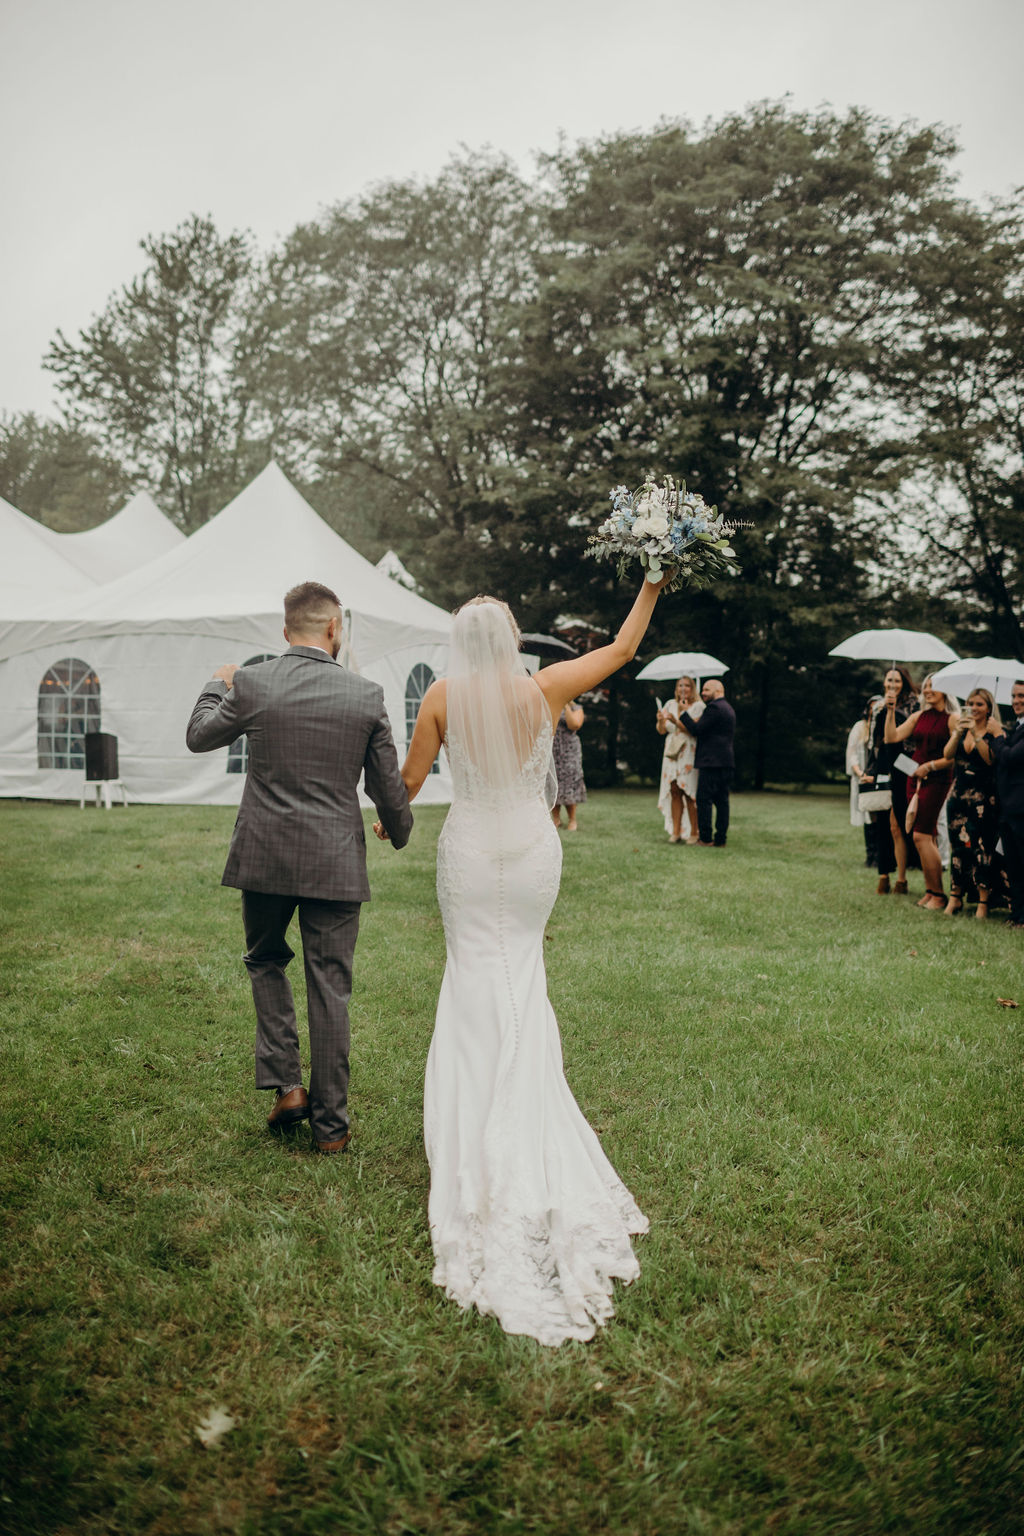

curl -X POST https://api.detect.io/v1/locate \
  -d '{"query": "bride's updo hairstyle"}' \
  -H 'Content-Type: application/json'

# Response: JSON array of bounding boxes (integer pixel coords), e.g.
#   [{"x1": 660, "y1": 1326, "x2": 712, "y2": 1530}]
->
[{"x1": 451, "y1": 596, "x2": 522, "y2": 675}]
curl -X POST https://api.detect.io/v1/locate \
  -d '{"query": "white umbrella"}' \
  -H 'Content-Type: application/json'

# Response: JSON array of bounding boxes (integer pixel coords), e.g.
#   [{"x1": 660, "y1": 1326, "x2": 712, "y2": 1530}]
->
[
  {"x1": 928, "y1": 656, "x2": 1024, "y2": 706},
  {"x1": 635, "y1": 651, "x2": 729, "y2": 681},
  {"x1": 520, "y1": 632, "x2": 578, "y2": 659},
  {"x1": 828, "y1": 628, "x2": 959, "y2": 664}
]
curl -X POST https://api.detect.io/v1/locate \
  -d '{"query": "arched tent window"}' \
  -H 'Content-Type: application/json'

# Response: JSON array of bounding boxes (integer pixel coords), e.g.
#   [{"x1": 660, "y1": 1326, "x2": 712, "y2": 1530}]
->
[
  {"x1": 405, "y1": 663, "x2": 440, "y2": 775},
  {"x1": 226, "y1": 654, "x2": 277, "y2": 773},
  {"x1": 38, "y1": 658, "x2": 101, "y2": 769}
]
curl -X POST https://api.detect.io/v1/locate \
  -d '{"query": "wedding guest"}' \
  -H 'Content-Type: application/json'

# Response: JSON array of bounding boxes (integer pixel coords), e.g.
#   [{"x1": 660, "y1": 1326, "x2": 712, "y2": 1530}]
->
[
  {"x1": 656, "y1": 676, "x2": 702, "y2": 843},
  {"x1": 941, "y1": 689, "x2": 1004, "y2": 918},
  {"x1": 993, "y1": 679, "x2": 1024, "y2": 928},
  {"x1": 884, "y1": 675, "x2": 960, "y2": 910},
  {"x1": 551, "y1": 700, "x2": 586, "y2": 832},
  {"x1": 846, "y1": 696, "x2": 881, "y2": 867},
  {"x1": 859, "y1": 667, "x2": 917, "y2": 894},
  {"x1": 680, "y1": 679, "x2": 736, "y2": 847}
]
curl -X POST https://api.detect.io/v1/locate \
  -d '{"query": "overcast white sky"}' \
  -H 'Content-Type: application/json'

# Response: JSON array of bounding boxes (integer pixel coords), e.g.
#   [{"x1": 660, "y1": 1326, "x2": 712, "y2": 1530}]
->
[{"x1": 2, "y1": 0, "x2": 1021, "y2": 418}]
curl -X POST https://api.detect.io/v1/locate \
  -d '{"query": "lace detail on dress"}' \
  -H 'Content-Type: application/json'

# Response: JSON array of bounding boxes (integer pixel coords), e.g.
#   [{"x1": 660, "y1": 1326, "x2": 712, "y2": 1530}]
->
[
  {"x1": 443, "y1": 715, "x2": 554, "y2": 814},
  {"x1": 431, "y1": 1194, "x2": 646, "y2": 1347}
]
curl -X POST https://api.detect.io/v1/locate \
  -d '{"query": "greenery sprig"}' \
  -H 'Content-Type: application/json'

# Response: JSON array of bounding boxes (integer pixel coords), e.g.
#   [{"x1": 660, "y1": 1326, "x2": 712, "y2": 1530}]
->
[{"x1": 586, "y1": 475, "x2": 744, "y2": 592}]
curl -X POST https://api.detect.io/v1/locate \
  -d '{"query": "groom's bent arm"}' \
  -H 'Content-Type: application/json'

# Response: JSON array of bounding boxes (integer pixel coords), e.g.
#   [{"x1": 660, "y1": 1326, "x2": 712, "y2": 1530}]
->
[{"x1": 186, "y1": 679, "x2": 244, "y2": 753}]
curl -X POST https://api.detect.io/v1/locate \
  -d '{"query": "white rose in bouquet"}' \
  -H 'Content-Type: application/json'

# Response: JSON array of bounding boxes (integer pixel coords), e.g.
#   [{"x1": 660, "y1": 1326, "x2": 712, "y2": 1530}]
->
[{"x1": 586, "y1": 473, "x2": 746, "y2": 593}]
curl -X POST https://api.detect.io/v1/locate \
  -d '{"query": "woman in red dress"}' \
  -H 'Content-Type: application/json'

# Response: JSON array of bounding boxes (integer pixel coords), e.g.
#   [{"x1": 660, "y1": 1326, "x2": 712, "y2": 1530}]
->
[{"x1": 884, "y1": 675, "x2": 961, "y2": 909}]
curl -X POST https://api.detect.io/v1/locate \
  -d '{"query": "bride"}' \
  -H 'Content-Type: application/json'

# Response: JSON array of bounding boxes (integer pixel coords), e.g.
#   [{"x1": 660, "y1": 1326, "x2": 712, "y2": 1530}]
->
[{"x1": 382, "y1": 573, "x2": 668, "y2": 1345}]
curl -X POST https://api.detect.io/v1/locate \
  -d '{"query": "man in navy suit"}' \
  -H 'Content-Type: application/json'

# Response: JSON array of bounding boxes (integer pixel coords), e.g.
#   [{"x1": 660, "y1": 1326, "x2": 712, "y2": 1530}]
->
[
  {"x1": 680, "y1": 679, "x2": 737, "y2": 848},
  {"x1": 994, "y1": 679, "x2": 1024, "y2": 927}
]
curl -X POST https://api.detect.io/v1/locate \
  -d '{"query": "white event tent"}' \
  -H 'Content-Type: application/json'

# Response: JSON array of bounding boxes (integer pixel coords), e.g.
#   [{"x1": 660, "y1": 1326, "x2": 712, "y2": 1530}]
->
[
  {"x1": 0, "y1": 463, "x2": 453, "y2": 805},
  {"x1": 36, "y1": 489, "x2": 184, "y2": 581},
  {"x1": 0, "y1": 495, "x2": 96, "y2": 615}
]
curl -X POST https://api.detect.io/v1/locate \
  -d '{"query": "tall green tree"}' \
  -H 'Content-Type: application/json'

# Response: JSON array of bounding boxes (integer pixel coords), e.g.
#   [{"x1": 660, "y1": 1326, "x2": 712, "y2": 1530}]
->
[
  {"x1": 876, "y1": 195, "x2": 1024, "y2": 656},
  {"x1": 0, "y1": 412, "x2": 132, "y2": 530},
  {"x1": 521, "y1": 105, "x2": 968, "y2": 784},
  {"x1": 249, "y1": 152, "x2": 558, "y2": 602},
  {"x1": 45, "y1": 215, "x2": 267, "y2": 530}
]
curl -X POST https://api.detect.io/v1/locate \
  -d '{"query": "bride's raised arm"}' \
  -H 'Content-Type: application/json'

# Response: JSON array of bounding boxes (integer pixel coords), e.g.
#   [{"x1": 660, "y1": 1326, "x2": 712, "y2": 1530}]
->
[{"x1": 535, "y1": 574, "x2": 670, "y2": 722}]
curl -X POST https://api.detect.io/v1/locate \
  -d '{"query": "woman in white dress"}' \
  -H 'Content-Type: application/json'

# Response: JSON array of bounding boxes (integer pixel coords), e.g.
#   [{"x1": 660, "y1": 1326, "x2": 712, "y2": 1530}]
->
[
  {"x1": 656, "y1": 676, "x2": 703, "y2": 843},
  {"x1": 387, "y1": 574, "x2": 668, "y2": 1345}
]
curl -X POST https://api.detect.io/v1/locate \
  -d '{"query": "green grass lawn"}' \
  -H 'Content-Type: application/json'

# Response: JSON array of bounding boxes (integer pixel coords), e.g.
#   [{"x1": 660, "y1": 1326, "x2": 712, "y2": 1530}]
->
[{"x1": 1, "y1": 790, "x2": 1022, "y2": 1535}]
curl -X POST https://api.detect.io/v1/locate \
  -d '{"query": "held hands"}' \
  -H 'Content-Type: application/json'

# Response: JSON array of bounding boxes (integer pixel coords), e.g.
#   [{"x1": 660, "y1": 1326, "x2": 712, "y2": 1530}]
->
[
  {"x1": 213, "y1": 663, "x2": 240, "y2": 686},
  {"x1": 372, "y1": 821, "x2": 390, "y2": 841}
]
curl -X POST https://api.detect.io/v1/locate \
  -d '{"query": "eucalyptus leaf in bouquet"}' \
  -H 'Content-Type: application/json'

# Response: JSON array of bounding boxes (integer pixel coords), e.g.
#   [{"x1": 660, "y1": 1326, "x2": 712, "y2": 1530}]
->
[{"x1": 586, "y1": 476, "x2": 745, "y2": 592}]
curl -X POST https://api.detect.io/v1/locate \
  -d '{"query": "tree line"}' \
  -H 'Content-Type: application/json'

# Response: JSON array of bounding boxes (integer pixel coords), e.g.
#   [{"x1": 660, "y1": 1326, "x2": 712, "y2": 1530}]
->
[{"x1": 3, "y1": 103, "x2": 1022, "y2": 787}]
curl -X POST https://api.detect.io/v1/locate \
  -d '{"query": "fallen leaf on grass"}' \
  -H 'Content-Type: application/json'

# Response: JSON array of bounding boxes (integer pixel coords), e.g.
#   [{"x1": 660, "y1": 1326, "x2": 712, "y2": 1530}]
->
[
  {"x1": 906, "y1": 949, "x2": 918, "y2": 957},
  {"x1": 196, "y1": 1407, "x2": 238, "y2": 1448},
  {"x1": 997, "y1": 998, "x2": 1019, "y2": 1009}
]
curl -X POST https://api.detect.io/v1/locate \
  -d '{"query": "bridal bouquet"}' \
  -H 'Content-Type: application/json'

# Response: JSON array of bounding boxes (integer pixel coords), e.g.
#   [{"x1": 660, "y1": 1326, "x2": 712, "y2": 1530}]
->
[{"x1": 587, "y1": 475, "x2": 743, "y2": 592}]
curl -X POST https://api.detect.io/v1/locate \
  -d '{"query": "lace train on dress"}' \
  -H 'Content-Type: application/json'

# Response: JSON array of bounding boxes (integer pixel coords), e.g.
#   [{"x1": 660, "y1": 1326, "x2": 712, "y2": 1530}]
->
[{"x1": 425, "y1": 713, "x2": 647, "y2": 1346}]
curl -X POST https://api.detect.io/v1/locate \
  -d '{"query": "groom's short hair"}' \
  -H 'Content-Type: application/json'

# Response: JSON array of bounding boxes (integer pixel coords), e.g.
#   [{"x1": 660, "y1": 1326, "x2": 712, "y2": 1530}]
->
[{"x1": 284, "y1": 581, "x2": 341, "y2": 634}]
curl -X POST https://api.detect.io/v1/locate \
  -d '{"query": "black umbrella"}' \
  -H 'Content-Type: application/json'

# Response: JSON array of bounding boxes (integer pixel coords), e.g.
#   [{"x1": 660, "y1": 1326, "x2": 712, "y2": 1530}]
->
[{"x1": 520, "y1": 632, "x2": 577, "y2": 659}]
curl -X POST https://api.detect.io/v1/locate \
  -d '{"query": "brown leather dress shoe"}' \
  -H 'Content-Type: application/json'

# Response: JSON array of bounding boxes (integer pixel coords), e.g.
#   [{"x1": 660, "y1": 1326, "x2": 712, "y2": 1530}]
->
[
  {"x1": 267, "y1": 1086, "x2": 309, "y2": 1131},
  {"x1": 315, "y1": 1132, "x2": 352, "y2": 1155}
]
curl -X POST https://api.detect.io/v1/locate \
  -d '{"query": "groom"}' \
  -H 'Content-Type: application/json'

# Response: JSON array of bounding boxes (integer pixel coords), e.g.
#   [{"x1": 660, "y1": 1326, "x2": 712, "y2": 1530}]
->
[{"x1": 186, "y1": 581, "x2": 413, "y2": 1153}]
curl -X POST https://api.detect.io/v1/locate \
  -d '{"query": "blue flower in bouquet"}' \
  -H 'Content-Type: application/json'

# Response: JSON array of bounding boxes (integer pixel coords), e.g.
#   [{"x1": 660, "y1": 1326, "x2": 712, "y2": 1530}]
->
[{"x1": 587, "y1": 474, "x2": 745, "y2": 593}]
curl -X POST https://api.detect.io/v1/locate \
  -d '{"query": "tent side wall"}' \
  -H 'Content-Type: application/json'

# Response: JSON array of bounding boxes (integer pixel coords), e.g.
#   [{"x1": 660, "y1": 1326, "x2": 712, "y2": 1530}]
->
[{"x1": 0, "y1": 627, "x2": 451, "y2": 807}]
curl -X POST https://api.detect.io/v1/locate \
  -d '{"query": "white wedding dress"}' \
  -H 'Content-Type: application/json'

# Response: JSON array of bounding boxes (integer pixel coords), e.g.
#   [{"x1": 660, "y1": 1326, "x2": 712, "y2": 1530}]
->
[{"x1": 424, "y1": 637, "x2": 648, "y2": 1347}]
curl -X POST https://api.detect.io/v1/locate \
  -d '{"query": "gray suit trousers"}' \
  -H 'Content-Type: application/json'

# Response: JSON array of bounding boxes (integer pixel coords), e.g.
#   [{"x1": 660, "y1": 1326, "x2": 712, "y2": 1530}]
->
[{"x1": 241, "y1": 891, "x2": 361, "y2": 1143}]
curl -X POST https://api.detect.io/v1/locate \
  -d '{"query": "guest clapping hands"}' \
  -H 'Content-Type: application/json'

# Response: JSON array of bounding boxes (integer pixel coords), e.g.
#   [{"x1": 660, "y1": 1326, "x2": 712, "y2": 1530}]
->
[
  {"x1": 656, "y1": 676, "x2": 701, "y2": 843},
  {"x1": 860, "y1": 667, "x2": 917, "y2": 895},
  {"x1": 884, "y1": 675, "x2": 960, "y2": 910}
]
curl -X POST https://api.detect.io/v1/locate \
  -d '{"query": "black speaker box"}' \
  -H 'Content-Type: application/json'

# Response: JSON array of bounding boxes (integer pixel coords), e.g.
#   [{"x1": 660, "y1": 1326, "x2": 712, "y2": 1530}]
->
[{"x1": 85, "y1": 732, "x2": 119, "y2": 781}]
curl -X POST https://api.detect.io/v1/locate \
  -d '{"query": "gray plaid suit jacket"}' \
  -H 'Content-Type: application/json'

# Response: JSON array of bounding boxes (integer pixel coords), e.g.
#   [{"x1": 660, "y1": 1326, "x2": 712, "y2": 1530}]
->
[{"x1": 186, "y1": 646, "x2": 412, "y2": 901}]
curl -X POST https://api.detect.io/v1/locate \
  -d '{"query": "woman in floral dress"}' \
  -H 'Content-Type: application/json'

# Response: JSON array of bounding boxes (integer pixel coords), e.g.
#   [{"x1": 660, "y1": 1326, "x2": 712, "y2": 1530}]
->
[
  {"x1": 551, "y1": 700, "x2": 587, "y2": 831},
  {"x1": 657, "y1": 676, "x2": 703, "y2": 843},
  {"x1": 941, "y1": 688, "x2": 1005, "y2": 918}
]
